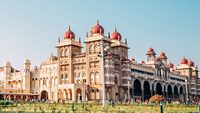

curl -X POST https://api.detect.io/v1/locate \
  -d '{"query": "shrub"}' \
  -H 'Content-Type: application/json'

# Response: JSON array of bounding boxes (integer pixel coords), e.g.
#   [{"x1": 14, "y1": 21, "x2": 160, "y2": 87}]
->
[{"x1": 149, "y1": 94, "x2": 164, "y2": 103}]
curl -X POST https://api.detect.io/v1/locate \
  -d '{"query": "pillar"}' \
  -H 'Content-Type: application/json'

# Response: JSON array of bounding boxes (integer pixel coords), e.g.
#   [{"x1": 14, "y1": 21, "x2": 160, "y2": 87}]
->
[
  {"x1": 132, "y1": 87, "x2": 135, "y2": 101},
  {"x1": 141, "y1": 81, "x2": 144, "y2": 101}
]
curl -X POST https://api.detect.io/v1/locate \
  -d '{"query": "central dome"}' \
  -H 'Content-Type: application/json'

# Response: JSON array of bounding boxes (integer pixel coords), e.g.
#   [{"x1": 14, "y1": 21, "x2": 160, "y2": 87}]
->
[
  {"x1": 92, "y1": 21, "x2": 104, "y2": 34},
  {"x1": 64, "y1": 26, "x2": 75, "y2": 39},
  {"x1": 111, "y1": 28, "x2": 122, "y2": 41}
]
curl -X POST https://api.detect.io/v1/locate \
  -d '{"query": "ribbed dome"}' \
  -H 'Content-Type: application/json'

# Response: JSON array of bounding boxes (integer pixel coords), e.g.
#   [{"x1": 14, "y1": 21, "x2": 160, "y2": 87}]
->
[
  {"x1": 64, "y1": 26, "x2": 75, "y2": 39},
  {"x1": 91, "y1": 21, "x2": 104, "y2": 34},
  {"x1": 111, "y1": 28, "x2": 122, "y2": 41},
  {"x1": 159, "y1": 52, "x2": 167, "y2": 59},
  {"x1": 146, "y1": 47, "x2": 156, "y2": 55}
]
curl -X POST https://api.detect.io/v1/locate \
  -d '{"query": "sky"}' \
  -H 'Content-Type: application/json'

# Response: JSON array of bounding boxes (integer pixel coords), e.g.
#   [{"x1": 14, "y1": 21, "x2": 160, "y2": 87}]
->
[{"x1": 0, "y1": 0, "x2": 200, "y2": 69}]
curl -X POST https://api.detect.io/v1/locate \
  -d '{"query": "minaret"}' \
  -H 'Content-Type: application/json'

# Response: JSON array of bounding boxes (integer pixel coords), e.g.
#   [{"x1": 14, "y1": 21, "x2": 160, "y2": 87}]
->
[{"x1": 22, "y1": 58, "x2": 31, "y2": 93}]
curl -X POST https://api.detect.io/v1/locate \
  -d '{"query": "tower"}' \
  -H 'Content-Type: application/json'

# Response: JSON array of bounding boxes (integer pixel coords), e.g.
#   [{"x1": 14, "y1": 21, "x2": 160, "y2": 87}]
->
[
  {"x1": 22, "y1": 58, "x2": 31, "y2": 93},
  {"x1": 56, "y1": 26, "x2": 82, "y2": 84},
  {"x1": 110, "y1": 27, "x2": 130, "y2": 101},
  {"x1": 4, "y1": 61, "x2": 11, "y2": 75}
]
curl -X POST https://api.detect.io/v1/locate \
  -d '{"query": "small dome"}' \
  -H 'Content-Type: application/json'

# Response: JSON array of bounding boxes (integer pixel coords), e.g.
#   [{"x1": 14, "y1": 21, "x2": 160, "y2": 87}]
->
[
  {"x1": 24, "y1": 58, "x2": 30, "y2": 64},
  {"x1": 131, "y1": 58, "x2": 135, "y2": 62},
  {"x1": 169, "y1": 62, "x2": 174, "y2": 68},
  {"x1": 160, "y1": 52, "x2": 165, "y2": 57},
  {"x1": 148, "y1": 48, "x2": 154, "y2": 52},
  {"x1": 159, "y1": 52, "x2": 167, "y2": 59},
  {"x1": 64, "y1": 26, "x2": 75, "y2": 39},
  {"x1": 189, "y1": 60, "x2": 194, "y2": 66},
  {"x1": 141, "y1": 61, "x2": 145, "y2": 64},
  {"x1": 146, "y1": 47, "x2": 156, "y2": 55},
  {"x1": 180, "y1": 57, "x2": 188, "y2": 64},
  {"x1": 91, "y1": 21, "x2": 104, "y2": 34},
  {"x1": 111, "y1": 28, "x2": 122, "y2": 41},
  {"x1": 5, "y1": 61, "x2": 11, "y2": 66}
]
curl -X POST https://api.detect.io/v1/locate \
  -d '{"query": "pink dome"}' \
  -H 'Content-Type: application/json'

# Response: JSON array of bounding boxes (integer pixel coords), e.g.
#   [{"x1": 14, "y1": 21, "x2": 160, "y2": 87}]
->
[
  {"x1": 64, "y1": 26, "x2": 75, "y2": 39},
  {"x1": 181, "y1": 57, "x2": 188, "y2": 64},
  {"x1": 111, "y1": 28, "x2": 122, "y2": 41},
  {"x1": 92, "y1": 21, "x2": 104, "y2": 34}
]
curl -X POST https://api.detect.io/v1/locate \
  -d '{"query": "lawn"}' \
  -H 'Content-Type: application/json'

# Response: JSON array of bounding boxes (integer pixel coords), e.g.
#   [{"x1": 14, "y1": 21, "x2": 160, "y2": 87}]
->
[{"x1": 0, "y1": 102, "x2": 198, "y2": 113}]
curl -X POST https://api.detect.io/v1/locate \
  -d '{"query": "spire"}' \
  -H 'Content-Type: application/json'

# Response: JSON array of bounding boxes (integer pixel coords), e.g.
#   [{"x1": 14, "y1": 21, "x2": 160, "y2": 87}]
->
[
  {"x1": 51, "y1": 52, "x2": 53, "y2": 56},
  {"x1": 125, "y1": 38, "x2": 127, "y2": 44},
  {"x1": 79, "y1": 37, "x2": 81, "y2": 43},
  {"x1": 58, "y1": 36, "x2": 60, "y2": 43},
  {"x1": 68, "y1": 25, "x2": 71, "y2": 31},
  {"x1": 97, "y1": 20, "x2": 99, "y2": 25},
  {"x1": 86, "y1": 32, "x2": 88, "y2": 37},
  {"x1": 108, "y1": 32, "x2": 110, "y2": 38},
  {"x1": 115, "y1": 27, "x2": 117, "y2": 32}
]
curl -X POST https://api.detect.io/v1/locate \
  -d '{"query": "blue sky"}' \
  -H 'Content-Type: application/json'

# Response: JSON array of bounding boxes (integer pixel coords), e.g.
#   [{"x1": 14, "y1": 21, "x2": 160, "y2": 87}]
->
[{"x1": 0, "y1": 0, "x2": 200, "y2": 68}]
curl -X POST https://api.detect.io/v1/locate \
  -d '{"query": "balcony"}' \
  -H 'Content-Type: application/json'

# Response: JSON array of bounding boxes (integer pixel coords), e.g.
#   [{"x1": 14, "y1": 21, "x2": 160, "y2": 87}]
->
[{"x1": 122, "y1": 76, "x2": 131, "y2": 80}]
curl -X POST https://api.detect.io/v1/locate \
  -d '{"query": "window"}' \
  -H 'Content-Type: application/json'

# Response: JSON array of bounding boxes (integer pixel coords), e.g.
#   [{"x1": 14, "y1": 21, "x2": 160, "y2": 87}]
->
[
  {"x1": 91, "y1": 72, "x2": 95, "y2": 84},
  {"x1": 95, "y1": 72, "x2": 99, "y2": 83}
]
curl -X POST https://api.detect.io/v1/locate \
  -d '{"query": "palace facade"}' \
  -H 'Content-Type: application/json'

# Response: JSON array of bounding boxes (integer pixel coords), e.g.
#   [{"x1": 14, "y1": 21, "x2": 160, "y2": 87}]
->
[{"x1": 0, "y1": 21, "x2": 199, "y2": 103}]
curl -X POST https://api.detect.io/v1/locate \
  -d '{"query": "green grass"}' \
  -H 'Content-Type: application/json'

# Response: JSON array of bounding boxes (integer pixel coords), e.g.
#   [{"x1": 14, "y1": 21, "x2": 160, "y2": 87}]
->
[{"x1": 0, "y1": 102, "x2": 198, "y2": 113}]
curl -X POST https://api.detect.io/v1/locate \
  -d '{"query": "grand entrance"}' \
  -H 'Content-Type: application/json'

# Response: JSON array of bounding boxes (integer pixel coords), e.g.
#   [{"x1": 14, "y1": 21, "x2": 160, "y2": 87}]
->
[
  {"x1": 133, "y1": 79, "x2": 142, "y2": 100},
  {"x1": 41, "y1": 90, "x2": 48, "y2": 101},
  {"x1": 143, "y1": 81, "x2": 151, "y2": 100},
  {"x1": 156, "y1": 83, "x2": 162, "y2": 95}
]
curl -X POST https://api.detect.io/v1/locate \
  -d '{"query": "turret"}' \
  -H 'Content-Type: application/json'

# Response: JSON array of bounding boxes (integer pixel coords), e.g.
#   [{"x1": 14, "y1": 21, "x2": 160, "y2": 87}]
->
[
  {"x1": 22, "y1": 58, "x2": 31, "y2": 93},
  {"x1": 4, "y1": 61, "x2": 11, "y2": 75}
]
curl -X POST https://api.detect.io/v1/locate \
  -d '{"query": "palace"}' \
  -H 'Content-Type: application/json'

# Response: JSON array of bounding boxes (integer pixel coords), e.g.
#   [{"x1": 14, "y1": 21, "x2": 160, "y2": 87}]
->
[{"x1": 0, "y1": 21, "x2": 199, "y2": 103}]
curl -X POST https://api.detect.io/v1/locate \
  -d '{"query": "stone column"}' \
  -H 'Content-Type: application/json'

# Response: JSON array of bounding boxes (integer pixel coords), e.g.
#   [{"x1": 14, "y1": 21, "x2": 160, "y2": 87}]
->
[
  {"x1": 142, "y1": 88, "x2": 144, "y2": 101},
  {"x1": 132, "y1": 87, "x2": 135, "y2": 101}
]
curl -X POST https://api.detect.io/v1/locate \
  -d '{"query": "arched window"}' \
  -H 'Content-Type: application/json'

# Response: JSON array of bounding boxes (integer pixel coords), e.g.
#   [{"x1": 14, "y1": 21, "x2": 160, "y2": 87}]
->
[
  {"x1": 89, "y1": 45, "x2": 94, "y2": 53},
  {"x1": 61, "y1": 49, "x2": 65, "y2": 57},
  {"x1": 65, "y1": 49, "x2": 68, "y2": 57},
  {"x1": 65, "y1": 74, "x2": 68, "y2": 80},
  {"x1": 90, "y1": 72, "x2": 95, "y2": 84},
  {"x1": 95, "y1": 72, "x2": 99, "y2": 84}
]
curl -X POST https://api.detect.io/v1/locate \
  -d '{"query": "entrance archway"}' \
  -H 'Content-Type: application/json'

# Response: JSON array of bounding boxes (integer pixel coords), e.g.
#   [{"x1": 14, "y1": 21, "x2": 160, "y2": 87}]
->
[
  {"x1": 156, "y1": 83, "x2": 162, "y2": 95},
  {"x1": 174, "y1": 86, "x2": 178, "y2": 99},
  {"x1": 143, "y1": 81, "x2": 151, "y2": 100},
  {"x1": 10, "y1": 95, "x2": 14, "y2": 100},
  {"x1": 58, "y1": 89, "x2": 63, "y2": 102},
  {"x1": 133, "y1": 79, "x2": 142, "y2": 100},
  {"x1": 167, "y1": 85, "x2": 173, "y2": 99},
  {"x1": 0, "y1": 95, "x2": 4, "y2": 100},
  {"x1": 16, "y1": 95, "x2": 21, "y2": 101},
  {"x1": 76, "y1": 88, "x2": 82, "y2": 102},
  {"x1": 41, "y1": 90, "x2": 48, "y2": 101}
]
